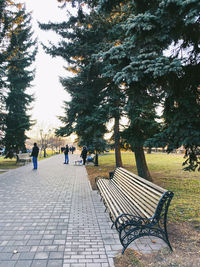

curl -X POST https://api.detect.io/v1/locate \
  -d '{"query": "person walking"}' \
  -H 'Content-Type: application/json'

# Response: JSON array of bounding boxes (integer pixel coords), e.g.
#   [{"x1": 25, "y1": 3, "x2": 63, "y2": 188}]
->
[
  {"x1": 64, "y1": 144, "x2": 69, "y2": 164},
  {"x1": 71, "y1": 146, "x2": 75, "y2": 154},
  {"x1": 81, "y1": 146, "x2": 87, "y2": 165},
  {"x1": 31, "y1": 143, "x2": 39, "y2": 170}
]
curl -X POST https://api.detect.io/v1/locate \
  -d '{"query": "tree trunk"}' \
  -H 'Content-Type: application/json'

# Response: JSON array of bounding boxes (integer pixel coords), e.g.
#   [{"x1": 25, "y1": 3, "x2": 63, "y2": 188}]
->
[
  {"x1": 147, "y1": 147, "x2": 152, "y2": 154},
  {"x1": 114, "y1": 116, "x2": 123, "y2": 167},
  {"x1": 134, "y1": 146, "x2": 152, "y2": 181},
  {"x1": 94, "y1": 152, "x2": 99, "y2": 166}
]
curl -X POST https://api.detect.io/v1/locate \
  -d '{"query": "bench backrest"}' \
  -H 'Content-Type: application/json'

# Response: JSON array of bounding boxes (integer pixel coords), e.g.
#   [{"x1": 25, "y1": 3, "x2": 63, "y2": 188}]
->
[
  {"x1": 112, "y1": 167, "x2": 173, "y2": 220},
  {"x1": 17, "y1": 153, "x2": 31, "y2": 159}
]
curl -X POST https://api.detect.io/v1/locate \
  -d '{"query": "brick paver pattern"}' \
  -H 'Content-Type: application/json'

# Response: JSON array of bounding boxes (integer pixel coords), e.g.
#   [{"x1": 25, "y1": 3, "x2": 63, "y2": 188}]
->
[{"x1": 0, "y1": 154, "x2": 167, "y2": 267}]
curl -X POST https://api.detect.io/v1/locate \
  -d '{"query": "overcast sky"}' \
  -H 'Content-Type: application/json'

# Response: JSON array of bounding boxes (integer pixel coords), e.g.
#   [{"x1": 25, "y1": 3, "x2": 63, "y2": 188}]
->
[{"x1": 24, "y1": 0, "x2": 72, "y2": 138}]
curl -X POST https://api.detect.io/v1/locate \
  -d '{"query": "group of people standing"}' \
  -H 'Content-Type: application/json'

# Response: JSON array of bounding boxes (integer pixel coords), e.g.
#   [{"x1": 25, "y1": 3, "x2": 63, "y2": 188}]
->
[
  {"x1": 63, "y1": 144, "x2": 87, "y2": 165},
  {"x1": 30, "y1": 143, "x2": 88, "y2": 170}
]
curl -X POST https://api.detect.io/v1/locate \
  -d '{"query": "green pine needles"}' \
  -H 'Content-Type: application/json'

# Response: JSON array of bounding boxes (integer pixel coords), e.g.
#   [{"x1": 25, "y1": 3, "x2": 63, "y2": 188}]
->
[
  {"x1": 40, "y1": 0, "x2": 200, "y2": 173},
  {"x1": 2, "y1": 6, "x2": 37, "y2": 156}
]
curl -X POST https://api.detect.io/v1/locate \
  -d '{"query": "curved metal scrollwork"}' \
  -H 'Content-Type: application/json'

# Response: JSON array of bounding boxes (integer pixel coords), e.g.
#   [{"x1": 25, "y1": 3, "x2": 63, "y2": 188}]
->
[{"x1": 115, "y1": 191, "x2": 174, "y2": 254}]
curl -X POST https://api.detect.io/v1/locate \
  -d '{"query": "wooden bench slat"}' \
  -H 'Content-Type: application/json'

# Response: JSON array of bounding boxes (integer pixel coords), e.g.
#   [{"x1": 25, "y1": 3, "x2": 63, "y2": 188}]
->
[
  {"x1": 98, "y1": 180, "x2": 138, "y2": 217},
  {"x1": 98, "y1": 180, "x2": 123, "y2": 220},
  {"x1": 98, "y1": 179, "x2": 146, "y2": 218},
  {"x1": 114, "y1": 171, "x2": 163, "y2": 212},
  {"x1": 115, "y1": 168, "x2": 166, "y2": 195},
  {"x1": 112, "y1": 181, "x2": 156, "y2": 218},
  {"x1": 108, "y1": 181, "x2": 143, "y2": 217},
  {"x1": 113, "y1": 174, "x2": 161, "y2": 215},
  {"x1": 114, "y1": 170, "x2": 166, "y2": 211},
  {"x1": 97, "y1": 180, "x2": 144, "y2": 225},
  {"x1": 117, "y1": 168, "x2": 166, "y2": 193},
  {"x1": 114, "y1": 173, "x2": 162, "y2": 203}
]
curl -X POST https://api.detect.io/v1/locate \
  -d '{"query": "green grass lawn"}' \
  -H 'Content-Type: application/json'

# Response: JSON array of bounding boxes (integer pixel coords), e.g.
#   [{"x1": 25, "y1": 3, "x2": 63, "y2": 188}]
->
[
  {"x1": 0, "y1": 156, "x2": 17, "y2": 171},
  {"x1": 0, "y1": 152, "x2": 56, "y2": 172},
  {"x1": 87, "y1": 152, "x2": 200, "y2": 224}
]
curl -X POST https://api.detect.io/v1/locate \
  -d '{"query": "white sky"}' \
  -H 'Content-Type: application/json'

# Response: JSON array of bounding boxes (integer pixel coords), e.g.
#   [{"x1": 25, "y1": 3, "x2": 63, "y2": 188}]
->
[{"x1": 24, "y1": 0, "x2": 72, "y2": 138}]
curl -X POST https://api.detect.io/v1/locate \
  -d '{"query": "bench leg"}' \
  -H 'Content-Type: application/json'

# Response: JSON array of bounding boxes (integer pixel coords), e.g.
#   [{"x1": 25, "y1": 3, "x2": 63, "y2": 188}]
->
[{"x1": 118, "y1": 221, "x2": 173, "y2": 254}]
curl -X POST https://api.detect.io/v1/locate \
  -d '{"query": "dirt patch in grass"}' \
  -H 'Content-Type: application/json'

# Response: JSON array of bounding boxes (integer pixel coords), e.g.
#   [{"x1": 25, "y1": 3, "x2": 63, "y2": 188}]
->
[
  {"x1": 113, "y1": 222, "x2": 200, "y2": 267},
  {"x1": 114, "y1": 249, "x2": 145, "y2": 267}
]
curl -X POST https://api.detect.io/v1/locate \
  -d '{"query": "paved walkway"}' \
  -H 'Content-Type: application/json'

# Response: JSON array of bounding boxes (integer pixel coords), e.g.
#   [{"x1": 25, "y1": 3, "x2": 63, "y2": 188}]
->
[{"x1": 0, "y1": 154, "x2": 167, "y2": 267}]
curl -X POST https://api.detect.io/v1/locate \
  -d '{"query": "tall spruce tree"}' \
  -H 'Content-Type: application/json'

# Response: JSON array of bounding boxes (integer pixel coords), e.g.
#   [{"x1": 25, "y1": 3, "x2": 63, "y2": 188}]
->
[
  {"x1": 98, "y1": 0, "x2": 200, "y2": 171},
  {"x1": 40, "y1": 3, "x2": 125, "y2": 166},
  {"x1": 3, "y1": 7, "x2": 37, "y2": 155},
  {"x1": 57, "y1": 62, "x2": 108, "y2": 154},
  {"x1": 45, "y1": 0, "x2": 199, "y2": 173},
  {"x1": 41, "y1": 1, "x2": 159, "y2": 174},
  {"x1": 95, "y1": 1, "x2": 160, "y2": 179},
  {"x1": 0, "y1": 0, "x2": 25, "y2": 142},
  {"x1": 0, "y1": 0, "x2": 7, "y2": 90},
  {"x1": 0, "y1": 0, "x2": 7, "y2": 137}
]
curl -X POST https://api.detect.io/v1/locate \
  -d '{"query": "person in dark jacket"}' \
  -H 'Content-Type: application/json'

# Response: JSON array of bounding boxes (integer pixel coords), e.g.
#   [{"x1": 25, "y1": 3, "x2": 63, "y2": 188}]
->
[
  {"x1": 71, "y1": 146, "x2": 76, "y2": 154},
  {"x1": 80, "y1": 146, "x2": 87, "y2": 165},
  {"x1": 64, "y1": 144, "x2": 69, "y2": 164},
  {"x1": 31, "y1": 143, "x2": 39, "y2": 170}
]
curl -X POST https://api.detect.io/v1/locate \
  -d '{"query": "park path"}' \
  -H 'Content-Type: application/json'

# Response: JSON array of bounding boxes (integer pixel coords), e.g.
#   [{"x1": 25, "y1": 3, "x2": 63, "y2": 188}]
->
[{"x1": 0, "y1": 154, "x2": 167, "y2": 267}]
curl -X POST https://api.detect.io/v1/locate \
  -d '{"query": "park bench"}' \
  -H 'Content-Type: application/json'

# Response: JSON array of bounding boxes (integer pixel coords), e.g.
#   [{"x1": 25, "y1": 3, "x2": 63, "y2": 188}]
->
[
  {"x1": 16, "y1": 153, "x2": 32, "y2": 165},
  {"x1": 95, "y1": 167, "x2": 174, "y2": 254},
  {"x1": 74, "y1": 154, "x2": 95, "y2": 165},
  {"x1": 86, "y1": 154, "x2": 95, "y2": 165}
]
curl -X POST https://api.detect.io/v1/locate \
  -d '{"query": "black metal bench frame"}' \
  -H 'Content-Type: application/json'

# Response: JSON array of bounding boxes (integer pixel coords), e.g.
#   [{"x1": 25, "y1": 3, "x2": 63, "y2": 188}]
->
[{"x1": 95, "y1": 167, "x2": 174, "y2": 254}]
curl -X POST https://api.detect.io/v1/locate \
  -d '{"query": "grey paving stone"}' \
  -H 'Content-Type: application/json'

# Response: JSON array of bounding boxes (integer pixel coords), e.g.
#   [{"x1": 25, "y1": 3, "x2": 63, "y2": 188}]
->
[
  {"x1": 47, "y1": 260, "x2": 63, "y2": 266},
  {"x1": 15, "y1": 260, "x2": 32, "y2": 267},
  {"x1": 86, "y1": 264, "x2": 101, "y2": 267},
  {"x1": 49, "y1": 252, "x2": 64, "y2": 259},
  {"x1": 34, "y1": 252, "x2": 49, "y2": 260},
  {"x1": 31, "y1": 260, "x2": 47, "y2": 267},
  {"x1": 19, "y1": 252, "x2": 36, "y2": 260},
  {"x1": 27, "y1": 240, "x2": 41, "y2": 246},
  {"x1": 42, "y1": 235, "x2": 54, "y2": 240},
  {"x1": 36, "y1": 246, "x2": 45, "y2": 252},
  {"x1": 43, "y1": 246, "x2": 58, "y2": 252},
  {"x1": 0, "y1": 261, "x2": 16, "y2": 267},
  {"x1": 58, "y1": 246, "x2": 65, "y2": 252},
  {"x1": 40, "y1": 240, "x2": 53, "y2": 246},
  {"x1": 0, "y1": 252, "x2": 12, "y2": 260},
  {"x1": 30, "y1": 246, "x2": 39, "y2": 252},
  {"x1": 53, "y1": 240, "x2": 65, "y2": 245}
]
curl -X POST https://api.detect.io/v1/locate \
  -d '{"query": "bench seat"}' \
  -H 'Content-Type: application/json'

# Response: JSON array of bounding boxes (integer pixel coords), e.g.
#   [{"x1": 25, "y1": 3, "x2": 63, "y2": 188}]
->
[{"x1": 96, "y1": 167, "x2": 174, "y2": 254}]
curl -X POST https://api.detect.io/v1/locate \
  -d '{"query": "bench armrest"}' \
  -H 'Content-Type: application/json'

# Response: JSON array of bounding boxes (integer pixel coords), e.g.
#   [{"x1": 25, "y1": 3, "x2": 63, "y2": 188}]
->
[{"x1": 95, "y1": 175, "x2": 109, "y2": 183}]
